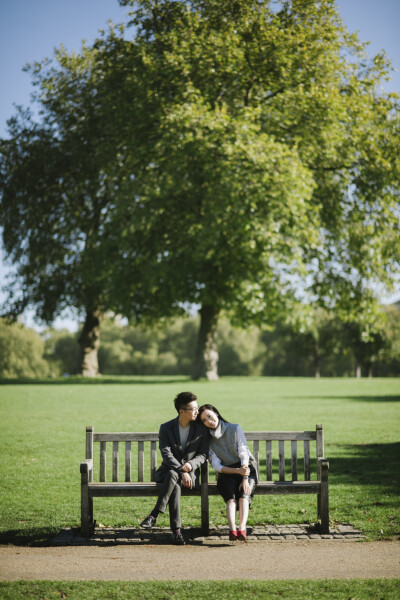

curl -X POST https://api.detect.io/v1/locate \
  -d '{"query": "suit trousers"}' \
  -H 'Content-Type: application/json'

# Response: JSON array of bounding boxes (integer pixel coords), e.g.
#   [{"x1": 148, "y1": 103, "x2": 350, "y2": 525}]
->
[{"x1": 154, "y1": 469, "x2": 182, "y2": 529}]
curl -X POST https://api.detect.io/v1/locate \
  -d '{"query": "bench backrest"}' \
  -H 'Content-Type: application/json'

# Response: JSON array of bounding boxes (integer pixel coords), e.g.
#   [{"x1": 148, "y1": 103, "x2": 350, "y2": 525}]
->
[{"x1": 85, "y1": 425, "x2": 324, "y2": 483}]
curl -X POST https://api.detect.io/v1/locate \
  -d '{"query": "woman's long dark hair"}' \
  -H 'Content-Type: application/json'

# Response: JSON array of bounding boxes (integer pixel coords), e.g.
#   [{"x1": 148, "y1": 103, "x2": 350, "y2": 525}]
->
[{"x1": 197, "y1": 404, "x2": 229, "y2": 424}]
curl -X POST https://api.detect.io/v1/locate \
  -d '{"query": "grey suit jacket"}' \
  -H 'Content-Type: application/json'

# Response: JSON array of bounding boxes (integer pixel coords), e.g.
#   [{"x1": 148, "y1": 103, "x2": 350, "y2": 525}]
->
[{"x1": 155, "y1": 417, "x2": 209, "y2": 489}]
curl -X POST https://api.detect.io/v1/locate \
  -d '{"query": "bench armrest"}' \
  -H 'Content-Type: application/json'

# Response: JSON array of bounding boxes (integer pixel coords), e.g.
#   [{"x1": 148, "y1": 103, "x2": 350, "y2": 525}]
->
[
  {"x1": 80, "y1": 459, "x2": 93, "y2": 474},
  {"x1": 317, "y1": 457, "x2": 329, "y2": 471}
]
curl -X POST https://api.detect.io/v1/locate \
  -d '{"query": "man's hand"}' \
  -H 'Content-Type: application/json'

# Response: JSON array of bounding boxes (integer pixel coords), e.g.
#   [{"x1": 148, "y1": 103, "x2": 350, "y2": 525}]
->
[
  {"x1": 181, "y1": 472, "x2": 193, "y2": 489},
  {"x1": 180, "y1": 462, "x2": 192, "y2": 473}
]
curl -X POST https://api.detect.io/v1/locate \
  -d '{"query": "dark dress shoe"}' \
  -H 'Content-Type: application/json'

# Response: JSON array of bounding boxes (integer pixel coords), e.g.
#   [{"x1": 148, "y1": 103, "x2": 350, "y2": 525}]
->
[
  {"x1": 172, "y1": 529, "x2": 185, "y2": 545},
  {"x1": 140, "y1": 514, "x2": 156, "y2": 528}
]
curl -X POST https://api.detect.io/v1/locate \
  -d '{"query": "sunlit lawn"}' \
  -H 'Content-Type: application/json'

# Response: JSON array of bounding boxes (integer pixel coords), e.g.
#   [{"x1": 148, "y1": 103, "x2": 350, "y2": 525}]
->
[
  {"x1": 1, "y1": 580, "x2": 400, "y2": 600},
  {"x1": 0, "y1": 376, "x2": 399, "y2": 544}
]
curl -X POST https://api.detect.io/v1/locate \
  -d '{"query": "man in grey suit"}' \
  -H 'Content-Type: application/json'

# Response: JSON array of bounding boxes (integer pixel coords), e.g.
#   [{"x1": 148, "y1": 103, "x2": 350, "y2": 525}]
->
[{"x1": 140, "y1": 391, "x2": 208, "y2": 544}]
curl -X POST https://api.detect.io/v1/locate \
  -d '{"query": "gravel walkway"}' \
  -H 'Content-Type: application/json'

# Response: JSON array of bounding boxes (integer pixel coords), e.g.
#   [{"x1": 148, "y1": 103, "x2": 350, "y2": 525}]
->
[{"x1": 1, "y1": 524, "x2": 399, "y2": 581}]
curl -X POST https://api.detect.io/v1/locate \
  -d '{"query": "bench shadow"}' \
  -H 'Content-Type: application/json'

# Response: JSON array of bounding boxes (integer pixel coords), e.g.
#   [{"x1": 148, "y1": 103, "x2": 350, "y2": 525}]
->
[{"x1": 0, "y1": 528, "x2": 57, "y2": 547}]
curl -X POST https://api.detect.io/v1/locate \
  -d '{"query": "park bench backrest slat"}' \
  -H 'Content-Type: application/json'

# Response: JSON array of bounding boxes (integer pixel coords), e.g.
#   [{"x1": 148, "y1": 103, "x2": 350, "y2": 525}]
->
[
  {"x1": 304, "y1": 440, "x2": 310, "y2": 480},
  {"x1": 88, "y1": 426, "x2": 323, "y2": 484},
  {"x1": 100, "y1": 441, "x2": 106, "y2": 482},
  {"x1": 125, "y1": 442, "x2": 131, "y2": 482},
  {"x1": 113, "y1": 441, "x2": 119, "y2": 482},
  {"x1": 138, "y1": 441, "x2": 144, "y2": 481},
  {"x1": 291, "y1": 440, "x2": 298, "y2": 481},
  {"x1": 151, "y1": 441, "x2": 157, "y2": 481},
  {"x1": 279, "y1": 440, "x2": 285, "y2": 481},
  {"x1": 266, "y1": 441, "x2": 272, "y2": 480}
]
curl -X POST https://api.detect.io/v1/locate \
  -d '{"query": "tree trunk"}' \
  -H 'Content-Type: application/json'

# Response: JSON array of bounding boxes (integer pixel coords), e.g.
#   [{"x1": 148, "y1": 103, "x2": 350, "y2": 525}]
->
[
  {"x1": 192, "y1": 304, "x2": 219, "y2": 381},
  {"x1": 314, "y1": 340, "x2": 320, "y2": 378},
  {"x1": 78, "y1": 309, "x2": 102, "y2": 377},
  {"x1": 355, "y1": 362, "x2": 361, "y2": 378}
]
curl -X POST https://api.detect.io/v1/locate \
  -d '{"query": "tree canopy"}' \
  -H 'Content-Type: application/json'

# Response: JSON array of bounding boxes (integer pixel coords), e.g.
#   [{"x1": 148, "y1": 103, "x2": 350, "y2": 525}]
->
[{"x1": 1, "y1": 0, "x2": 399, "y2": 378}]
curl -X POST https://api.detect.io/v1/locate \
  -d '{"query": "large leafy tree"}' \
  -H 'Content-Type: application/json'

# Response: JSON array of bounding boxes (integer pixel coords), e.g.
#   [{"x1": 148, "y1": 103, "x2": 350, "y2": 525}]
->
[
  {"x1": 0, "y1": 42, "x2": 132, "y2": 376},
  {"x1": 112, "y1": 0, "x2": 400, "y2": 378},
  {"x1": 0, "y1": 30, "x2": 188, "y2": 376},
  {"x1": 2, "y1": 0, "x2": 399, "y2": 380}
]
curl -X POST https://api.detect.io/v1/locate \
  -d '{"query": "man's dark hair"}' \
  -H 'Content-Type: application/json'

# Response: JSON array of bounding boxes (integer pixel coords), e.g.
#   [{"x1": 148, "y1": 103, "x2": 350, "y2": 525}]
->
[{"x1": 174, "y1": 391, "x2": 197, "y2": 413}]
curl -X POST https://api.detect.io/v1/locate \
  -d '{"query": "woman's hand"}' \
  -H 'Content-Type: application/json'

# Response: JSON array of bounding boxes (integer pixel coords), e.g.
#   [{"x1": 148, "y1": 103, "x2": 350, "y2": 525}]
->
[
  {"x1": 238, "y1": 465, "x2": 250, "y2": 477},
  {"x1": 240, "y1": 478, "x2": 251, "y2": 495}
]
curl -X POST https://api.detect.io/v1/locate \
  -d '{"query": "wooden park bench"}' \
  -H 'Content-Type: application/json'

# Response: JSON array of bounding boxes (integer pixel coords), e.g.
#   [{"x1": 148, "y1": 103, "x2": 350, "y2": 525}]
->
[{"x1": 80, "y1": 424, "x2": 329, "y2": 536}]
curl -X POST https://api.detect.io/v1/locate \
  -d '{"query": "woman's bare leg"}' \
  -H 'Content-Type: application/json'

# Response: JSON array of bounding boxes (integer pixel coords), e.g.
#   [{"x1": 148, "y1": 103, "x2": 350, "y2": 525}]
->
[
  {"x1": 226, "y1": 499, "x2": 237, "y2": 530},
  {"x1": 238, "y1": 497, "x2": 249, "y2": 531}
]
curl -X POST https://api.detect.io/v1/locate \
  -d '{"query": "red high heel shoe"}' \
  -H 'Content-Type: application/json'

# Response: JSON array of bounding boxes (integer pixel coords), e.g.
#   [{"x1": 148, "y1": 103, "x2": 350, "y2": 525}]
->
[
  {"x1": 237, "y1": 529, "x2": 247, "y2": 541},
  {"x1": 229, "y1": 530, "x2": 238, "y2": 541}
]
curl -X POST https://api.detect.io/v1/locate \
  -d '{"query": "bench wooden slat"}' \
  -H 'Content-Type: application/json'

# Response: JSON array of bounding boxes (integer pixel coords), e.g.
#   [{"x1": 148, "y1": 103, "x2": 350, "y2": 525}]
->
[
  {"x1": 245, "y1": 431, "x2": 317, "y2": 441},
  {"x1": 291, "y1": 440, "x2": 298, "y2": 481},
  {"x1": 279, "y1": 440, "x2": 285, "y2": 481},
  {"x1": 138, "y1": 441, "x2": 144, "y2": 481},
  {"x1": 304, "y1": 440, "x2": 310, "y2": 480},
  {"x1": 94, "y1": 433, "x2": 159, "y2": 442},
  {"x1": 125, "y1": 441, "x2": 131, "y2": 482},
  {"x1": 88, "y1": 482, "x2": 203, "y2": 498},
  {"x1": 266, "y1": 440, "x2": 272, "y2": 480},
  {"x1": 100, "y1": 441, "x2": 106, "y2": 482},
  {"x1": 94, "y1": 431, "x2": 317, "y2": 442},
  {"x1": 113, "y1": 441, "x2": 119, "y2": 482},
  {"x1": 151, "y1": 441, "x2": 157, "y2": 482},
  {"x1": 87, "y1": 480, "x2": 321, "y2": 498},
  {"x1": 253, "y1": 440, "x2": 259, "y2": 473}
]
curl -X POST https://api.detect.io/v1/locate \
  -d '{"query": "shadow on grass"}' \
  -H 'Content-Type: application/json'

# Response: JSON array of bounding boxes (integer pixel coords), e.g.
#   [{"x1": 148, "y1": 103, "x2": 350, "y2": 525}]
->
[
  {"x1": 279, "y1": 395, "x2": 400, "y2": 402},
  {"x1": 328, "y1": 442, "x2": 400, "y2": 490},
  {"x1": 0, "y1": 528, "x2": 58, "y2": 547},
  {"x1": 0, "y1": 376, "x2": 191, "y2": 385},
  {"x1": 323, "y1": 395, "x2": 400, "y2": 403}
]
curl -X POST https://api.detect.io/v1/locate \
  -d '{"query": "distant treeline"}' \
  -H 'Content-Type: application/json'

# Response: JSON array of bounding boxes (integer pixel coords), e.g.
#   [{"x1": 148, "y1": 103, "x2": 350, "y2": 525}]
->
[{"x1": 1, "y1": 306, "x2": 399, "y2": 379}]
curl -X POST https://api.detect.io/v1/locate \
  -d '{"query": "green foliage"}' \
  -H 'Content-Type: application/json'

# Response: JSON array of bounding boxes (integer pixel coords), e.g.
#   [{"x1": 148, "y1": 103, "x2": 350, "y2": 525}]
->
[
  {"x1": 43, "y1": 328, "x2": 80, "y2": 375},
  {"x1": 2, "y1": 308, "x2": 397, "y2": 378},
  {"x1": 0, "y1": 319, "x2": 49, "y2": 378},
  {"x1": 1, "y1": 0, "x2": 400, "y2": 378}
]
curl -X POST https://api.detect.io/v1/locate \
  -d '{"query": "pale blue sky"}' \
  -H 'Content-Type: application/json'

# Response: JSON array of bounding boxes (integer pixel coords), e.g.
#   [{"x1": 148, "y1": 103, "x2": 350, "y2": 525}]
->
[{"x1": 1, "y1": 0, "x2": 399, "y2": 329}]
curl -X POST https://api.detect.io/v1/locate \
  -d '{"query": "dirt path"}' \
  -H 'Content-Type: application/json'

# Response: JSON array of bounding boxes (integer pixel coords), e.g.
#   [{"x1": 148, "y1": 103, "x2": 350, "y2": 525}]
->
[{"x1": 1, "y1": 541, "x2": 399, "y2": 581}]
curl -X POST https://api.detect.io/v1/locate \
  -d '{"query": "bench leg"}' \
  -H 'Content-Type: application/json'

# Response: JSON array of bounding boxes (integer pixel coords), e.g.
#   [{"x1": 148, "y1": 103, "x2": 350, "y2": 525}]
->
[
  {"x1": 201, "y1": 484, "x2": 209, "y2": 535},
  {"x1": 319, "y1": 459, "x2": 329, "y2": 534},
  {"x1": 81, "y1": 472, "x2": 94, "y2": 537}
]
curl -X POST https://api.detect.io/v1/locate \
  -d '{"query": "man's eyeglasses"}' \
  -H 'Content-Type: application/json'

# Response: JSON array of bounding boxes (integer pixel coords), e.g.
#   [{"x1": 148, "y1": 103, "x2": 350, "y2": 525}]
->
[{"x1": 184, "y1": 406, "x2": 199, "y2": 412}]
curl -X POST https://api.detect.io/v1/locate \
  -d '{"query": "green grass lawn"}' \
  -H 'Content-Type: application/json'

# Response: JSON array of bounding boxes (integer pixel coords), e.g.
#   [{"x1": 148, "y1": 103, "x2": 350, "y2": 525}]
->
[
  {"x1": 1, "y1": 580, "x2": 399, "y2": 600},
  {"x1": 0, "y1": 376, "x2": 399, "y2": 545}
]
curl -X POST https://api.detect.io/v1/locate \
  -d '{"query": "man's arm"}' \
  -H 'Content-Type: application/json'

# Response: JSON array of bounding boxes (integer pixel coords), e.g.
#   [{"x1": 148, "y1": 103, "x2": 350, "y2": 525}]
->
[
  {"x1": 158, "y1": 424, "x2": 182, "y2": 471},
  {"x1": 187, "y1": 428, "x2": 209, "y2": 472}
]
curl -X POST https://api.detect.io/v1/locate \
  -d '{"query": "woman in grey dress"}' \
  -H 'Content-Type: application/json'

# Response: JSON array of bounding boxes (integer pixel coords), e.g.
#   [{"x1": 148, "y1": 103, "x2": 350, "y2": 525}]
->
[{"x1": 198, "y1": 404, "x2": 257, "y2": 541}]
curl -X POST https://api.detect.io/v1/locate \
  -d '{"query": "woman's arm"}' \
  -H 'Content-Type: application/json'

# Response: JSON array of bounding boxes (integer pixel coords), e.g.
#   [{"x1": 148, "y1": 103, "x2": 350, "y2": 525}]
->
[
  {"x1": 209, "y1": 449, "x2": 250, "y2": 476},
  {"x1": 220, "y1": 465, "x2": 250, "y2": 476}
]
